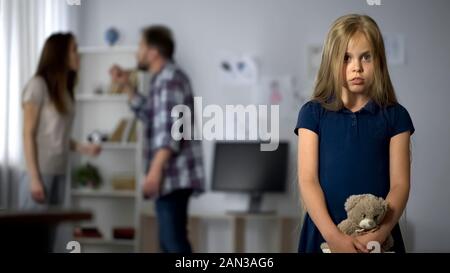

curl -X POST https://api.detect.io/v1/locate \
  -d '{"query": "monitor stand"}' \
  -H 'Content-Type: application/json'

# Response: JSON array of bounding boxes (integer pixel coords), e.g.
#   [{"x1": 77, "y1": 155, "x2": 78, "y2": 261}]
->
[{"x1": 226, "y1": 192, "x2": 276, "y2": 215}]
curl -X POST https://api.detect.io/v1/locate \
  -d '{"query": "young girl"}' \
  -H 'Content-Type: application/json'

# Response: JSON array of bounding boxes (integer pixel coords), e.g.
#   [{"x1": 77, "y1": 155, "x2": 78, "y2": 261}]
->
[
  {"x1": 21, "y1": 33, "x2": 101, "y2": 211},
  {"x1": 295, "y1": 14, "x2": 414, "y2": 253}
]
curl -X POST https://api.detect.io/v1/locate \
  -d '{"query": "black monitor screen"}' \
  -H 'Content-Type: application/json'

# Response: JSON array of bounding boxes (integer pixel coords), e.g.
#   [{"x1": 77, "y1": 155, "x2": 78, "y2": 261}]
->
[{"x1": 212, "y1": 142, "x2": 289, "y2": 193}]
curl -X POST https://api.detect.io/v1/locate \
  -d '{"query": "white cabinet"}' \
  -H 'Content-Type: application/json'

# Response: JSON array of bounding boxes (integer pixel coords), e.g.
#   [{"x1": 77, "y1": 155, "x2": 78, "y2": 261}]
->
[{"x1": 68, "y1": 46, "x2": 146, "y2": 253}]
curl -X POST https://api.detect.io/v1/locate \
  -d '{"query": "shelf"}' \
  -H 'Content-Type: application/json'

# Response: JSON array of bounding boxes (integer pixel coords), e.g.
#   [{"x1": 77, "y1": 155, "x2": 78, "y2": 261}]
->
[
  {"x1": 101, "y1": 142, "x2": 137, "y2": 150},
  {"x1": 71, "y1": 189, "x2": 136, "y2": 198},
  {"x1": 71, "y1": 45, "x2": 142, "y2": 253},
  {"x1": 77, "y1": 237, "x2": 135, "y2": 247},
  {"x1": 75, "y1": 93, "x2": 128, "y2": 102},
  {"x1": 78, "y1": 46, "x2": 137, "y2": 54}
]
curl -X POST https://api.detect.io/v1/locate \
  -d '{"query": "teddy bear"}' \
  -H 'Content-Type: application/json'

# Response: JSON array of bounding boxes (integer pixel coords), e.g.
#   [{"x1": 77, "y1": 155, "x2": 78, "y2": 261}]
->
[{"x1": 321, "y1": 194, "x2": 394, "y2": 253}]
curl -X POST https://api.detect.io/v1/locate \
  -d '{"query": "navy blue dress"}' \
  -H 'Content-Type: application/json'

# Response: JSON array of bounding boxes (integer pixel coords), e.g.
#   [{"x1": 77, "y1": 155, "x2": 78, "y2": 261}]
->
[{"x1": 294, "y1": 99, "x2": 415, "y2": 253}]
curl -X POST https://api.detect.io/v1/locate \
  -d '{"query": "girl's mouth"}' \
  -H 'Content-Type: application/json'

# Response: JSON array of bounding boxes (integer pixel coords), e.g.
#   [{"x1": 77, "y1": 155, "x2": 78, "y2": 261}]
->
[{"x1": 350, "y1": 77, "x2": 365, "y2": 85}]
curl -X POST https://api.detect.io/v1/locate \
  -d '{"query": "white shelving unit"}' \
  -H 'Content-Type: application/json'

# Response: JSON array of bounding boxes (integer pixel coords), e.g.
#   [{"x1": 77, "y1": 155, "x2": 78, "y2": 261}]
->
[
  {"x1": 100, "y1": 142, "x2": 137, "y2": 150},
  {"x1": 68, "y1": 46, "x2": 146, "y2": 253},
  {"x1": 77, "y1": 238, "x2": 136, "y2": 247},
  {"x1": 77, "y1": 46, "x2": 138, "y2": 54},
  {"x1": 75, "y1": 93, "x2": 128, "y2": 102},
  {"x1": 71, "y1": 188, "x2": 136, "y2": 198}
]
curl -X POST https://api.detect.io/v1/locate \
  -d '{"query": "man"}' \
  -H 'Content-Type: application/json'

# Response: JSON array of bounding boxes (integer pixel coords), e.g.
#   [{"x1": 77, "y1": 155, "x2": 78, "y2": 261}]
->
[{"x1": 110, "y1": 25, "x2": 204, "y2": 253}]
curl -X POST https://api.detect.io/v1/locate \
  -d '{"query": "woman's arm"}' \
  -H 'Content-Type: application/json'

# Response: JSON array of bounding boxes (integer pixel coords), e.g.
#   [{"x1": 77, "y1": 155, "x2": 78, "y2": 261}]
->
[
  {"x1": 70, "y1": 139, "x2": 101, "y2": 156},
  {"x1": 298, "y1": 128, "x2": 367, "y2": 252},
  {"x1": 70, "y1": 139, "x2": 80, "y2": 152},
  {"x1": 23, "y1": 102, "x2": 45, "y2": 202},
  {"x1": 357, "y1": 131, "x2": 411, "y2": 247}
]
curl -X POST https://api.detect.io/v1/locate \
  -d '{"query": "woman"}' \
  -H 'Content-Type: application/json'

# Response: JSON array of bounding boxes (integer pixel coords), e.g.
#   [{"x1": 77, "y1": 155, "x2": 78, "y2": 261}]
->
[{"x1": 20, "y1": 32, "x2": 101, "y2": 210}]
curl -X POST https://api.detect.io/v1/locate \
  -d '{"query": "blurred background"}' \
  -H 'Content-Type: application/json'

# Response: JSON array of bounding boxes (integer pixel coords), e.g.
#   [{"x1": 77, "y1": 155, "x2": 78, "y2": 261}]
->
[{"x1": 1, "y1": 0, "x2": 449, "y2": 252}]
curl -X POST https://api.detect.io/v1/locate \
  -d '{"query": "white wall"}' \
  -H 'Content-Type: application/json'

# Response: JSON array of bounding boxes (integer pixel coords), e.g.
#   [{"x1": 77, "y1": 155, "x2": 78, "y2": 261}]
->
[{"x1": 68, "y1": 0, "x2": 450, "y2": 252}]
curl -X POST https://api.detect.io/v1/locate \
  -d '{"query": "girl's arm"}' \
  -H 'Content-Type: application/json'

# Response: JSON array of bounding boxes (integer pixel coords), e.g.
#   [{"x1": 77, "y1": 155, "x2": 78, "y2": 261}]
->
[
  {"x1": 383, "y1": 131, "x2": 411, "y2": 232},
  {"x1": 298, "y1": 128, "x2": 367, "y2": 252},
  {"x1": 23, "y1": 102, "x2": 45, "y2": 202},
  {"x1": 357, "y1": 131, "x2": 411, "y2": 247}
]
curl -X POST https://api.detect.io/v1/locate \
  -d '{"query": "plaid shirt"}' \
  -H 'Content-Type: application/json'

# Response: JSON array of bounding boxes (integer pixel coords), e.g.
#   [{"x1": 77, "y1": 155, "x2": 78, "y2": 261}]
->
[{"x1": 129, "y1": 62, "x2": 204, "y2": 197}]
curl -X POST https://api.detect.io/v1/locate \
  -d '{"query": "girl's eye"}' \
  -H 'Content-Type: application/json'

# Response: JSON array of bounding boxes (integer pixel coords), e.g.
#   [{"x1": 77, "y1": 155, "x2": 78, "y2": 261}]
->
[
  {"x1": 344, "y1": 55, "x2": 350, "y2": 63},
  {"x1": 362, "y1": 54, "x2": 372, "y2": 62}
]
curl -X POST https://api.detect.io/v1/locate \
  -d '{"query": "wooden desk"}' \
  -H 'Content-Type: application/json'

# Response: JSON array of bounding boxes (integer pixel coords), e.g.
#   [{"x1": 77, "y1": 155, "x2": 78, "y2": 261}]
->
[
  {"x1": 0, "y1": 209, "x2": 92, "y2": 252},
  {"x1": 140, "y1": 212, "x2": 299, "y2": 253}
]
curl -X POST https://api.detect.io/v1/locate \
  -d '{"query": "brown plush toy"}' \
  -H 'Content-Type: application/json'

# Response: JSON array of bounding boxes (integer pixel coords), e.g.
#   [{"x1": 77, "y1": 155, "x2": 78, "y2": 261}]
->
[{"x1": 321, "y1": 194, "x2": 394, "y2": 253}]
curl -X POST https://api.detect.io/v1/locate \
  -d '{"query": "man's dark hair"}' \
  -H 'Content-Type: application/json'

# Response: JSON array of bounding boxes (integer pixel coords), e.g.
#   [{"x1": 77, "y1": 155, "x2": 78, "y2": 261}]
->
[{"x1": 142, "y1": 25, "x2": 175, "y2": 60}]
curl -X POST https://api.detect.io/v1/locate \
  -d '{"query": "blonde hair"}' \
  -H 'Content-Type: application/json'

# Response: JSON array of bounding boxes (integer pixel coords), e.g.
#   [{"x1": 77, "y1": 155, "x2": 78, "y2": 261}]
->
[{"x1": 312, "y1": 14, "x2": 397, "y2": 111}]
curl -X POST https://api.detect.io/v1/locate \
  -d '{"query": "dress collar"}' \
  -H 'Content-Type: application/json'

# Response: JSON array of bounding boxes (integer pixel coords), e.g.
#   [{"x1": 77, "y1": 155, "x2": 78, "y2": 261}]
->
[{"x1": 340, "y1": 99, "x2": 378, "y2": 114}]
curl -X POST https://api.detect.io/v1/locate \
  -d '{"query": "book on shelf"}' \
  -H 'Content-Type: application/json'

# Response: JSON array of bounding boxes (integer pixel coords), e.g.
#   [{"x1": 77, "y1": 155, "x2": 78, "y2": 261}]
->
[
  {"x1": 110, "y1": 118, "x2": 137, "y2": 143},
  {"x1": 111, "y1": 175, "x2": 136, "y2": 191},
  {"x1": 73, "y1": 227, "x2": 103, "y2": 238},
  {"x1": 113, "y1": 227, "x2": 135, "y2": 240},
  {"x1": 127, "y1": 119, "x2": 137, "y2": 142}
]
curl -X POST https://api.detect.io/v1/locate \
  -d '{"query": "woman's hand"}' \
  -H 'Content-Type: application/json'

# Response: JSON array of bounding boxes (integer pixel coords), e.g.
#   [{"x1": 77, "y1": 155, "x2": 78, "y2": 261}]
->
[
  {"x1": 79, "y1": 143, "x2": 102, "y2": 157},
  {"x1": 30, "y1": 179, "x2": 46, "y2": 203},
  {"x1": 326, "y1": 231, "x2": 369, "y2": 253}
]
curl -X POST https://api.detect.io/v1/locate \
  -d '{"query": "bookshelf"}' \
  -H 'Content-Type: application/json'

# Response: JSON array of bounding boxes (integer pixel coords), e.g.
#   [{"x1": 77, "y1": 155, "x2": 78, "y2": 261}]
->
[
  {"x1": 100, "y1": 142, "x2": 137, "y2": 150},
  {"x1": 68, "y1": 46, "x2": 147, "y2": 253},
  {"x1": 71, "y1": 188, "x2": 136, "y2": 198},
  {"x1": 77, "y1": 238, "x2": 136, "y2": 247},
  {"x1": 75, "y1": 93, "x2": 128, "y2": 102}
]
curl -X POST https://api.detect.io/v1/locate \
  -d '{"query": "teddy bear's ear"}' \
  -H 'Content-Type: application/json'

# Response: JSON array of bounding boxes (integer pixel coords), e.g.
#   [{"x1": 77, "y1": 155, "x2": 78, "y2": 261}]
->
[
  {"x1": 376, "y1": 197, "x2": 389, "y2": 215},
  {"x1": 382, "y1": 199, "x2": 389, "y2": 212},
  {"x1": 344, "y1": 195, "x2": 363, "y2": 212}
]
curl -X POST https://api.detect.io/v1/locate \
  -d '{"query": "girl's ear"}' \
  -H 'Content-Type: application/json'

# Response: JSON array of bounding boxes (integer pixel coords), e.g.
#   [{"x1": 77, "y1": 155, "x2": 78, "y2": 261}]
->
[{"x1": 344, "y1": 195, "x2": 363, "y2": 212}]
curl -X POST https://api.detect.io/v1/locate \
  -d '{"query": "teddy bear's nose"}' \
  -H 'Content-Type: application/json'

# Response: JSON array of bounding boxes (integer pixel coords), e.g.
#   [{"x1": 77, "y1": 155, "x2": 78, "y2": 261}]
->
[{"x1": 359, "y1": 218, "x2": 376, "y2": 229}]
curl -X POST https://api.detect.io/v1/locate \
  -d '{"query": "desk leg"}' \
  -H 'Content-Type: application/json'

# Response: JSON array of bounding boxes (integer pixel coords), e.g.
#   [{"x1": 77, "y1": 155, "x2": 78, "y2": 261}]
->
[
  {"x1": 232, "y1": 217, "x2": 245, "y2": 253},
  {"x1": 279, "y1": 217, "x2": 297, "y2": 253},
  {"x1": 139, "y1": 215, "x2": 159, "y2": 253},
  {"x1": 188, "y1": 217, "x2": 200, "y2": 252}
]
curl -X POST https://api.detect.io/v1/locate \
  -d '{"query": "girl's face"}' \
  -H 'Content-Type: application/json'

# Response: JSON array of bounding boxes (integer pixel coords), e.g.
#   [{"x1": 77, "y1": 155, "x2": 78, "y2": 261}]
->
[
  {"x1": 68, "y1": 38, "x2": 80, "y2": 72},
  {"x1": 342, "y1": 32, "x2": 374, "y2": 95}
]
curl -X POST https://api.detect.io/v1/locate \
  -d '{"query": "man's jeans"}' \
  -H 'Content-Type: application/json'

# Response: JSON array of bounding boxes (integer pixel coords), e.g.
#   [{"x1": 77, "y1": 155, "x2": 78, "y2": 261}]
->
[{"x1": 155, "y1": 188, "x2": 193, "y2": 253}]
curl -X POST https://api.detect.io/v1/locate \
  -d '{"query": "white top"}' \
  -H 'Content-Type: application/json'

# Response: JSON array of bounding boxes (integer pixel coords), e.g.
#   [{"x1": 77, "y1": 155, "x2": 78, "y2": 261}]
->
[{"x1": 22, "y1": 76, "x2": 75, "y2": 175}]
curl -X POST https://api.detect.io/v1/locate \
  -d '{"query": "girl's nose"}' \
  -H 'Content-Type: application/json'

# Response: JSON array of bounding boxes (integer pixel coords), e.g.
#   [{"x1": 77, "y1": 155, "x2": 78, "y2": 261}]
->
[{"x1": 352, "y1": 60, "x2": 363, "y2": 72}]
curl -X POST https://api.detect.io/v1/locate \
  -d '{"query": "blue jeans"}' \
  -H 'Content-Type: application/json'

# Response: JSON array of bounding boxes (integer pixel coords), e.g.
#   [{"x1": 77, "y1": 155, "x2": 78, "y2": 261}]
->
[
  {"x1": 155, "y1": 188, "x2": 193, "y2": 253},
  {"x1": 18, "y1": 172, "x2": 67, "y2": 252}
]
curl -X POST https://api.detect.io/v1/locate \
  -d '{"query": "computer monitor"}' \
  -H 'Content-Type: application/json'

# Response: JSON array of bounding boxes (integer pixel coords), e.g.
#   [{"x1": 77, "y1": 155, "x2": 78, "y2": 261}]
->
[{"x1": 212, "y1": 141, "x2": 289, "y2": 213}]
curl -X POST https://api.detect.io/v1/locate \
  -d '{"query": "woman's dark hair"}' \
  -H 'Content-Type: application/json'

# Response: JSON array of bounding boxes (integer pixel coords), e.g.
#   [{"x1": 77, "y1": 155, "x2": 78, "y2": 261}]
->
[
  {"x1": 142, "y1": 25, "x2": 175, "y2": 60},
  {"x1": 35, "y1": 32, "x2": 77, "y2": 114}
]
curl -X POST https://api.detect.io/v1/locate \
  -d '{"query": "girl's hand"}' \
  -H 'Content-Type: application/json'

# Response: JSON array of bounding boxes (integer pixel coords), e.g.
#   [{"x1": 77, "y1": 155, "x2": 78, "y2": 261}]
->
[
  {"x1": 30, "y1": 180, "x2": 46, "y2": 203},
  {"x1": 327, "y1": 232, "x2": 369, "y2": 253},
  {"x1": 80, "y1": 143, "x2": 102, "y2": 157},
  {"x1": 356, "y1": 230, "x2": 388, "y2": 253}
]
